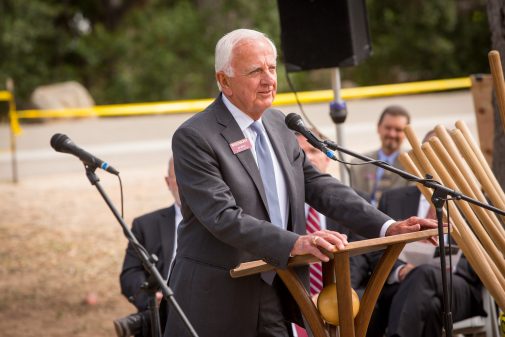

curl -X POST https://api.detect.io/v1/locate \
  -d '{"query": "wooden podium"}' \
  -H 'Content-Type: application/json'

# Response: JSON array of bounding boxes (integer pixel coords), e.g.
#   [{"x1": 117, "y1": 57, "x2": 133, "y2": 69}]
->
[{"x1": 231, "y1": 228, "x2": 444, "y2": 337}]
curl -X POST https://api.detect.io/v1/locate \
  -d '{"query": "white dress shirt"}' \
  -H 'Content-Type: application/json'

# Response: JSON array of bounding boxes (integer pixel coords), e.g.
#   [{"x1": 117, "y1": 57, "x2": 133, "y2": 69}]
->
[{"x1": 166, "y1": 204, "x2": 182, "y2": 280}]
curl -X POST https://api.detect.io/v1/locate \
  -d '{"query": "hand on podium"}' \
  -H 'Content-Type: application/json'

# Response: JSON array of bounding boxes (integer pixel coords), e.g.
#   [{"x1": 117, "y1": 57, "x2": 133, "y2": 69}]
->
[
  {"x1": 289, "y1": 229, "x2": 349, "y2": 262},
  {"x1": 386, "y1": 216, "x2": 440, "y2": 244}
]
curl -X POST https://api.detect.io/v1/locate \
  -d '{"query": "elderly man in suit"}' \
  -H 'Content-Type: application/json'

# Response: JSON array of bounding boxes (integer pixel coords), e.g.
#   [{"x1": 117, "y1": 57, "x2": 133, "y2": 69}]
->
[
  {"x1": 166, "y1": 28, "x2": 437, "y2": 337},
  {"x1": 349, "y1": 105, "x2": 411, "y2": 206},
  {"x1": 114, "y1": 156, "x2": 181, "y2": 337}
]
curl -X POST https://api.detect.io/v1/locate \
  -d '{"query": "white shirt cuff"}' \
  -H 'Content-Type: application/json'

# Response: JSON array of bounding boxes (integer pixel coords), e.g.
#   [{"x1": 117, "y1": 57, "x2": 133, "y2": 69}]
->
[
  {"x1": 380, "y1": 219, "x2": 396, "y2": 237},
  {"x1": 387, "y1": 265, "x2": 403, "y2": 284}
]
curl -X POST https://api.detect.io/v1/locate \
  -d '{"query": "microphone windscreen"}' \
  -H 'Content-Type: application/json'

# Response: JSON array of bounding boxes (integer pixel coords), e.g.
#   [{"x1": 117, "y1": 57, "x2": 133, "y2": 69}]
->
[
  {"x1": 50, "y1": 133, "x2": 70, "y2": 152},
  {"x1": 285, "y1": 113, "x2": 303, "y2": 131}
]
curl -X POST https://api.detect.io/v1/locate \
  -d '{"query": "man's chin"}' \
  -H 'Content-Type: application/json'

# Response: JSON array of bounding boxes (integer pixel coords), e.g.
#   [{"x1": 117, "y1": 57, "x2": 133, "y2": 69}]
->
[
  {"x1": 256, "y1": 97, "x2": 274, "y2": 110},
  {"x1": 383, "y1": 142, "x2": 400, "y2": 153}
]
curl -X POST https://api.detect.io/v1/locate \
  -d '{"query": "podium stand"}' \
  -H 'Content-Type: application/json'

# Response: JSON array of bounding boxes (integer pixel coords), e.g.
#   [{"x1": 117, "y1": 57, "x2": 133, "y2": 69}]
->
[{"x1": 231, "y1": 228, "x2": 444, "y2": 337}]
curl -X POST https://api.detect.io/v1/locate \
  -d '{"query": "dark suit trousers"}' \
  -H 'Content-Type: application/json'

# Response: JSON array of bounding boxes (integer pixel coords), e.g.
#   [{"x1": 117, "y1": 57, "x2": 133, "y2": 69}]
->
[
  {"x1": 257, "y1": 279, "x2": 290, "y2": 337},
  {"x1": 386, "y1": 264, "x2": 476, "y2": 337},
  {"x1": 366, "y1": 283, "x2": 399, "y2": 337}
]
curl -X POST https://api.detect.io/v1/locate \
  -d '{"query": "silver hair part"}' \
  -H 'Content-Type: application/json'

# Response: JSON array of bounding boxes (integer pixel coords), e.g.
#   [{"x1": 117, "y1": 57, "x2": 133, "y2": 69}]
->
[{"x1": 215, "y1": 29, "x2": 277, "y2": 90}]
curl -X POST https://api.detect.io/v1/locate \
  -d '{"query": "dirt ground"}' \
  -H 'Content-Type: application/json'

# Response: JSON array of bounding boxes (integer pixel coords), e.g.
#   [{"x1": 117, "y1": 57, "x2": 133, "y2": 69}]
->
[{"x1": 0, "y1": 166, "x2": 173, "y2": 337}]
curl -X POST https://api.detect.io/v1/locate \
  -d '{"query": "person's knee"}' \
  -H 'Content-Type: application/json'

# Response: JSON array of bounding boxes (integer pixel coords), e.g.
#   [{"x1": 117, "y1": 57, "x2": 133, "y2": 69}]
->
[{"x1": 409, "y1": 264, "x2": 439, "y2": 283}]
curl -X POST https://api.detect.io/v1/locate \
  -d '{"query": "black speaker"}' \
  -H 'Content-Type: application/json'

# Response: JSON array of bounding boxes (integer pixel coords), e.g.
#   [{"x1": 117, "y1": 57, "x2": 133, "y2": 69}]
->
[{"x1": 277, "y1": 0, "x2": 372, "y2": 72}]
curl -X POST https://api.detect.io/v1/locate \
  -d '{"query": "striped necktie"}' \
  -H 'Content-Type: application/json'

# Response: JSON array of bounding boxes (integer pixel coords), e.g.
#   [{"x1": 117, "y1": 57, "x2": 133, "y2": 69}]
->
[{"x1": 306, "y1": 207, "x2": 323, "y2": 295}]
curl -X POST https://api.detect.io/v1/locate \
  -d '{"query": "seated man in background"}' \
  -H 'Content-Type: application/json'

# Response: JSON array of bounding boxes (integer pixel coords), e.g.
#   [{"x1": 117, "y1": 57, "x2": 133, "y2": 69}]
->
[
  {"x1": 361, "y1": 184, "x2": 485, "y2": 337},
  {"x1": 114, "y1": 156, "x2": 181, "y2": 337},
  {"x1": 349, "y1": 105, "x2": 411, "y2": 206}
]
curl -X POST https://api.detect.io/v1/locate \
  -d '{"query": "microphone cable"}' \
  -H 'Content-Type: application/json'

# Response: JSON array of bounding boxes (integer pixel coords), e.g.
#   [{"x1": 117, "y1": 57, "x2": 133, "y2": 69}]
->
[{"x1": 284, "y1": 68, "x2": 352, "y2": 178}]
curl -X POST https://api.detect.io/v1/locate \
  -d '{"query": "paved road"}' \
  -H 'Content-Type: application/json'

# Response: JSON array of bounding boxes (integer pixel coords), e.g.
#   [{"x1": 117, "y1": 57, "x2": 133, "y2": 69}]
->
[{"x1": 0, "y1": 90, "x2": 477, "y2": 182}]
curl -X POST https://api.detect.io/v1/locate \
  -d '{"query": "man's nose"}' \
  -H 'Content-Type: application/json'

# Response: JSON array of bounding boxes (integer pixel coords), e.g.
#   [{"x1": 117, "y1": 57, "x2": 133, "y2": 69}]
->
[
  {"x1": 387, "y1": 129, "x2": 399, "y2": 137},
  {"x1": 261, "y1": 70, "x2": 276, "y2": 84}
]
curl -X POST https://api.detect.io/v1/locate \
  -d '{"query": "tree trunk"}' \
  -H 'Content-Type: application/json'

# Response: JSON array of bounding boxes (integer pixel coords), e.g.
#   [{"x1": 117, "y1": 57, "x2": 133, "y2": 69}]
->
[{"x1": 487, "y1": 0, "x2": 505, "y2": 190}]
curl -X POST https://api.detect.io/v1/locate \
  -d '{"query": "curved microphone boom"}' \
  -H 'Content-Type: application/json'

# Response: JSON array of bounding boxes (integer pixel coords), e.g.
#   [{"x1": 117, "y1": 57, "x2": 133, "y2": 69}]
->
[
  {"x1": 285, "y1": 113, "x2": 336, "y2": 160},
  {"x1": 50, "y1": 133, "x2": 119, "y2": 175}
]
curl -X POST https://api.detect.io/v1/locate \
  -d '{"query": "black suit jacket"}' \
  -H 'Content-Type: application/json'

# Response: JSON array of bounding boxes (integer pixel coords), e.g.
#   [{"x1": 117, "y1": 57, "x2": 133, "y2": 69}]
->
[
  {"x1": 166, "y1": 96, "x2": 391, "y2": 337},
  {"x1": 120, "y1": 205, "x2": 177, "y2": 311}
]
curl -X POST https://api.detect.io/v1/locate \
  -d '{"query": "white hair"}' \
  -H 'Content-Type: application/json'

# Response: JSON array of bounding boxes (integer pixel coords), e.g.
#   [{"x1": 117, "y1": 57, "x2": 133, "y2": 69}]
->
[{"x1": 215, "y1": 29, "x2": 277, "y2": 82}]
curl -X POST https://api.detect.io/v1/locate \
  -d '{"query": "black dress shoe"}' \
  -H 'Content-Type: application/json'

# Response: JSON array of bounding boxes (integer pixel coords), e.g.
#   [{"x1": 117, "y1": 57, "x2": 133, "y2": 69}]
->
[{"x1": 113, "y1": 311, "x2": 144, "y2": 337}]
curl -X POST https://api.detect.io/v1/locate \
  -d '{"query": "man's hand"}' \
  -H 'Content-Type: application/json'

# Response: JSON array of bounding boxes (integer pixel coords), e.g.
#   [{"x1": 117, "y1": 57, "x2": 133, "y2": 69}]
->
[
  {"x1": 398, "y1": 263, "x2": 416, "y2": 282},
  {"x1": 290, "y1": 230, "x2": 348, "y2": 262},
  {"x1": 156, "y1": 291, "x2": 163, "y2": 304},
  {"x1": 386, "y1": 216, "x2": 440, "y2": 244}
]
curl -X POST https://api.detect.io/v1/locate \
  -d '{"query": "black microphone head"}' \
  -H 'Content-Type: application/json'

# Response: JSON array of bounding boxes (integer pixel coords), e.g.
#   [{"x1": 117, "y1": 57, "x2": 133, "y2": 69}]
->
[
  {"x1": 285, "y1": 113, "x2": 304, "y2": 131},
  {"x1": 50, "y1": 133, "x2": 72, "y2": 152}
]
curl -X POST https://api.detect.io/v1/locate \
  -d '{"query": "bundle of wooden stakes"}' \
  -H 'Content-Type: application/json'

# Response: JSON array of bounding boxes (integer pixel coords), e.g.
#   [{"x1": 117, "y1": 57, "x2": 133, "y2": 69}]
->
[{"x1": 399, "y1": 121, "x2": 505, "y2": 312}]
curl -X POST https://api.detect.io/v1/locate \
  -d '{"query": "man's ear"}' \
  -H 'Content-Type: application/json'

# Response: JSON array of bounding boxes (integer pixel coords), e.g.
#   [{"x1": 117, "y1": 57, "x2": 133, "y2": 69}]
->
[{"x1": 216, "y1": 72, "x2": 232, "y2": 96}]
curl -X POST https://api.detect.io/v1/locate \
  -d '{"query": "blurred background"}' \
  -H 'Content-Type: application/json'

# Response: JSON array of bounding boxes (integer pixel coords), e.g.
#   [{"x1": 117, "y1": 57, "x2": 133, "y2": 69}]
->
[{"x1": 0, "y1": 1, "x2": 503, "y2": 336}]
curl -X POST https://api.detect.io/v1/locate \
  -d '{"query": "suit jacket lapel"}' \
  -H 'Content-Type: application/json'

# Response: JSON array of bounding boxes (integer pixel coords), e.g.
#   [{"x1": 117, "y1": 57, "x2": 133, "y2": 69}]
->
[
  {"x1": 213, "y1": 97, "x2": 269, "y2": 211},
  {"x1": 160, "y1": 206, "x2": 176, "y2": 277},
  {"x1": 262, "y1": 111, "x2": 296, "y2": 219},
  {"x1": 390, "y1": 155, "x2": 405, "y2": 185}
]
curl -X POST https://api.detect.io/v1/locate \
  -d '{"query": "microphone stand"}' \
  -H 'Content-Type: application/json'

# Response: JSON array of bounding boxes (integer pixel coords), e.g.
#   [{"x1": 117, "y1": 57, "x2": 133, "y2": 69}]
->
[
  {"x1": 322, "y1": 139, "x2": 505, "y2": 337},
  {"x1": 84, "y1": 164, "x2": 198, "y2": 337}
]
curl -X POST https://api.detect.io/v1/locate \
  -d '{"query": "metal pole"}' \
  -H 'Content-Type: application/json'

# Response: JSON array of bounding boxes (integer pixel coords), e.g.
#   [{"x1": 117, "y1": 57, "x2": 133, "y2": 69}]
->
[
  {"x1": 6, "y1": 79, "x2": 18, "y2": 183},
  {"x1": 331, "y1": 68, "x2": 349, "y2": 185}
]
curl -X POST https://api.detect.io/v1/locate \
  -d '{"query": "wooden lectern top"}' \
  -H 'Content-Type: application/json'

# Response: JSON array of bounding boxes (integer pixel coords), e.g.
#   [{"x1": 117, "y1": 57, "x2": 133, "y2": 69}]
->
[
  {"x1": 231, "y1": 228, "x2": 444, "y2": 278},
  {"x1": 230, "y1": 228, "x2": 447, "y2": 337}
]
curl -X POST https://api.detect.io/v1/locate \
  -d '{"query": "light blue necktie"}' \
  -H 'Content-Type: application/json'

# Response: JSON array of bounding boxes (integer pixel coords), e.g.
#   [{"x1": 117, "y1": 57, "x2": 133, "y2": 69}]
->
[
  {"x1": 250, "y1": 121, "x2": 282, "y2": 228},
  {"x1": 250, "y1": 121, "x2": 282, "y2": 285},
  {"x1": 371, "y1": 151, "x2": 397, "y2": 206}
]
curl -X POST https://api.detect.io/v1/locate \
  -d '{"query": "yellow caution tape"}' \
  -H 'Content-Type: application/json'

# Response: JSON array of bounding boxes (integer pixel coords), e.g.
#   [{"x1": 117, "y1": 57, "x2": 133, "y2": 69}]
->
[
  {"x1": 0, "y1": 90, "x2": 22, "y2": 135},
  {"x1": 13, "y1": 77, "x2": 471, "y2": 119}
]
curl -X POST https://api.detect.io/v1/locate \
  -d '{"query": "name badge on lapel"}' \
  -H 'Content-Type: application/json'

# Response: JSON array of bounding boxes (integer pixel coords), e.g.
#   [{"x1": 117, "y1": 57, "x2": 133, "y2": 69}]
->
[{"x1": 230, "y1": 138, "x2": 252, "y2": 154}]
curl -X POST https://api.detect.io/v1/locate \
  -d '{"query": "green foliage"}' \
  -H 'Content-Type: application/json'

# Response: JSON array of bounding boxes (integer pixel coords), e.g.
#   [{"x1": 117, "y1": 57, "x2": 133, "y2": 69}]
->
[
  {"x1": 0, "y1": 0, "x2": 492, "y2": 107},
  {"x1": 0, "y1": 1, "x2": 68, "y2": 104},
  {"x1": 75, "y1": 1, "x2": 219, "y2": 103},
  {"x1": 342, "y1": 0, "x2": 490, "y2": 85}
]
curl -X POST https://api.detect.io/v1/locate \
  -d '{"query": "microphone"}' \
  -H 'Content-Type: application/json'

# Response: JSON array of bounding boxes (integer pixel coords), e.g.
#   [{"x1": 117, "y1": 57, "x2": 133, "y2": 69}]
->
[
  {"x1": 285, "y1": 113, "x2": 336, "y2": 160},
  {"x1": 50, "y1": 133, "x2": 120, "y2": 175}
]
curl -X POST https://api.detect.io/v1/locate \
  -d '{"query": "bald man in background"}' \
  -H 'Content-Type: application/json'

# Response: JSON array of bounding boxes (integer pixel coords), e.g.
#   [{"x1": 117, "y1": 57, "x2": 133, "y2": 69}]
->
[{"x1": 115, "y1": 157, "x2": 181, "y2": 337}]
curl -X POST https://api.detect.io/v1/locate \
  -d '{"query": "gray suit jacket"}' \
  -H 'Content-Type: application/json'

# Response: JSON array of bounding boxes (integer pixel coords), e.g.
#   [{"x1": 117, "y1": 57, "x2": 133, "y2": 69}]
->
[
  {"x1": 349, "y1": 150, "x2": 410, "y2": 204},
  {"x1": 166, "y1": 96, "x2": 391, "y2": 337}
]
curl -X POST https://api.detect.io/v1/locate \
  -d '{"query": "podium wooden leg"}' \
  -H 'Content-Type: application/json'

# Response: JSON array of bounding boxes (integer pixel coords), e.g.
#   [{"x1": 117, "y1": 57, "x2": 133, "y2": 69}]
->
[
  {"x1": 354, "y1": 243, "x2": 405, "y2": 337},
  {"x1": 334, "y1": 252, "x2": 355, "y2": 337},
  {"x1": 323, "y1": 261, "x2": 338, "y2": 337},
  {"x1": 276, "y1": 268, "x2": 329, "y2": 337}
]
